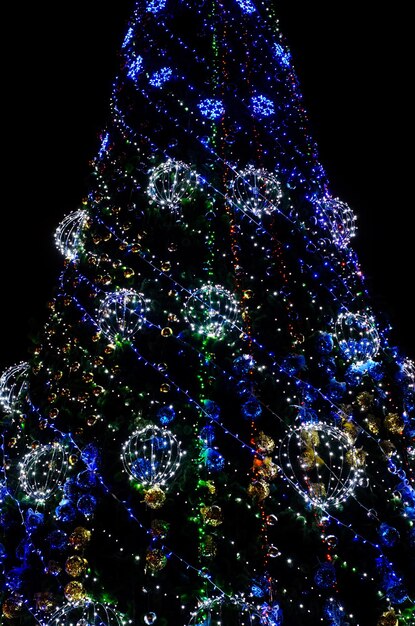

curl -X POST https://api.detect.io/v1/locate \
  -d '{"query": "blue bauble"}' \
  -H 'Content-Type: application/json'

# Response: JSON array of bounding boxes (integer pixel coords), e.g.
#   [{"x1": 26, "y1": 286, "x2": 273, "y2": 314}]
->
[
  {"x1": 314, "y1": 562, "x2": 336, "y2": 588},
  {"x1": 232, "y1": 354, "x2": 256, "y2": 376},
  {"x1": 157, "y1": 405, "x2": 176, "y2": 425},
  {"x1": 199, "y1": 425, "x2": 216, "y2": 446},
  {"x1": 55, "y1": 499, "x2": 76, "y2": 523},
  {"x1": 76, "y1": 470, "x2": 98, "y2": 490},
  {"x1": 25, "y1": 508, "x2": 44, "y2": 531},
  {"x1": 378, "y1": 523, "x2": 400, "y2": 547},
  {"x1": 47, "y1": 530, "x2": 68, "y2": 551},
  {"x1": 81, "y1": 443, "x2": 100, "y2": 469},
  {"x1": 241, "y1": 398, "x2": 262, "y2": 420},
  {"x1": 77, "y1": 494, "x2": 97, "y2": 517},
  {"x1": 203, "y1": 400, "x2": 221, "y2": 420},
  {"x1": 205, "y1": 448, "x2": 225, "y2": 472}
]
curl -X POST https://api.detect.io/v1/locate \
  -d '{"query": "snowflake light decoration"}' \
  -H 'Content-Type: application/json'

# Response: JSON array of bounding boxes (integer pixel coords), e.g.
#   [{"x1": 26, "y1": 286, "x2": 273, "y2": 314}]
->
[
  {"x1": 251, "y1": 95, "x2": 275, "y2": 117},
  {"x1": 234, "y1": 0, "x2": 256, "y2": 14},
  {"x1": 273, "y1": 43, "x2": 291, "y2": 68},
  {"x1": 230, "y1": 165, "x2": 283, "y2": 218},
  {"x1": 197, "y1": 98, "x2": 225, "y2": 120},
  {"x1": 147, "y1": 0, "x2": 167, "y2": 14},
  {"x1": 54, "y1": 209, "x2": 88, "y2": 261},
  {"x1": 126, "y1": 55, "x2": 144, "y2": 82},
  {"x1": 149, "y1": 66, "x2": 173, "y2": 87}
]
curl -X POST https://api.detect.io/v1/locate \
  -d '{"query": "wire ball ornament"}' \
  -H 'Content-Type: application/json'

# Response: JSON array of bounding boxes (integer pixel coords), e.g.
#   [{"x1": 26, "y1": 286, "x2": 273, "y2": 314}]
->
[
  {"x1": 314, "y1": 196, "x2": 357, "y2": 249},
  {"x1": 147, "y1": 158, "x2": 200, "y2": 211},
  {"x1": 54, "y1": 209, "x2": 88, "y2": 261},
  {"x1": 97, "y1": 289, "x2": 148, "y2": 342},
  {"x1": 18, "y1": 442, "x2": 68, "y2": 503},
  {"x1": 229, "y1": 165, "x2": 283, "y2": 218},
  {"x1": 278, "y1": 421, "x2": 365, "y2": 509},
  {"x1": 0, "y1": 361, "x2": 29, "y2": 413},
  {"x1": 188, "y1": 595, "x2": 282, "y2": 626},
  {"x1": 184, "y1": 284, "x2": 240, "y2": 339},
  {"x1": 46, "y1": 601, "x2": 128, "y2": 626},
  {"x1": 335, "y1": 311, "x2": 380, "y2": 364},
  {"x1": 121, "y1": 424, "x2": 182, "y2": 488}
]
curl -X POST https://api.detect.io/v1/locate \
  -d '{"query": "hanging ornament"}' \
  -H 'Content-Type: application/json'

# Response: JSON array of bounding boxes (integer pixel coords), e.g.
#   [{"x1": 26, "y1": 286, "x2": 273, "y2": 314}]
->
[
  {"x1": 65, "y1": 555, "x2": 88, "y2": 578},
  {"x1": 232, "y1": 353, "x2": 256, "y2": 376},
  {"x1": 0, "y1": 361, "x2": 29, "y2": 413},
  {"x1": 314, "y1": 195, "x2": 357, "y2": 248},
  {"x1": 143, "y1": 485, "x2": 166, "y2": 509},
  {"x1": 34, "y1": 591, "x2": 56, "y2": 613},
  {"x1": 18, "y1": 442, "x2": 68, "y2": 502},
  {"x1": 2, "y1": 596, "x2": 23, "y2": 619},
  {"x1": 229, "y1": 165, "x2": 283, "y2": 219},
  {"x1": 384, "y1": 412, "x2": 404, "y2": 435},
  {"x1": 184, "y1": 284, "x2": 240, "y2": 339},
  {"x1": 143, "y1": 612, "x2": 157, "y2": 625},
  {"x1": 147, "y1": 159, "x2": 200, "y2": 212},
  {"x1": 200, "y1": 505, "x2": 223, "y2": 526},
  {"x1": 150, "y1": 519, "x2": 170, "y2": 539},
  {"x1": 97, "y1": 289, "x2": 147, "y2": 342},
  {"x1": 54, "y1": 209, "x2": 88, "y2": 260},
  {"x1": 63, "y1": 580, "x2": 86, "y2": 603},
  {"x1": 255, "y1": 432, "x2": 275, "y2": 454},
  {"x1": 47, "y1": 601, "x2": 126, "y2": 626},
  {"x1": 278, "y1": 421, "x2": 365, "y2": 508},
  {"x1": 121, "y1": 424, "x2": 182, "y2": 489},
  {"x1": 335, "y1": 311, "x2": 380, "y2": 363},
  {"x1": 199, "y1": 534, "x2": 217, "y2": 559},
  {"x1": 157, "y1": 405, "x2": 176, "y2": 425},
  {"x1": 314, "y1": 562, "x2": 336, "y2": 588},
  {"x1": 145, "y1": 547, "x2": 167, "y2": 573},
  {"x1": 247, "y1": 479, "x2": 270, "y2": 501},
  {"x1": 377, "y1": 609, "x2": 399, "y2": 626},
  {"x1": 69, "y1": 526, "x2": 92, "y2": 550}
]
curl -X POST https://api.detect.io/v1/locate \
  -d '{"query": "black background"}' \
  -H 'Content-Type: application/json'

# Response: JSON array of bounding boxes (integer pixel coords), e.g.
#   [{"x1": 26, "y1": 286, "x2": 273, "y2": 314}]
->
[{"x1": 1, "y1": 1, "x2": 413, "y2": 371}]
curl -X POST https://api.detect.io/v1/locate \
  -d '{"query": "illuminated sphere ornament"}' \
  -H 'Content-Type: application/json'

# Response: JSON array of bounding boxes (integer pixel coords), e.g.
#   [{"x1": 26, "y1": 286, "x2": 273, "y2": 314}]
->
[
  {"x1": 121, "y1": 424, "x2": 181, "y2": 488},
  {"x1": 18, "y1": 442, "x2": 68, "y2": 502},
  {"x1": 314, "y1": 196, "x2": 357, "y2": 249},
  {"x1": 143, "y1": 613, "x2": 157, "y2": 625},
  {"x1": 184, "y1": 284, "x2": 240, "y2": 339},
  {"x1": 188, "y1": 596, "x2": 281, "y2": 626},
  {"x1": 335, "y1": 311, "x2": 380, "y2": 363},
  {"x1": 47, "y1": 601, "x2": 126, "y2": 626},
  {"x1": 97, "y1": 289, "x2": 147, "y2": 342},
  {"x1": 230, "y1": 165, "x2": 283, "y2": 218},
  {"x1": 0, "y1": 361, "x2": 29, "y2": 413},
  {"x1": 147, "y1": 159, "x2": 200, "y2": 212},
  {"x1": 278, "y1": 421, "x2": 365, "y2": 508},
  {"x1": 54, "y1": 209, "x2": 88, "y2": 260}
]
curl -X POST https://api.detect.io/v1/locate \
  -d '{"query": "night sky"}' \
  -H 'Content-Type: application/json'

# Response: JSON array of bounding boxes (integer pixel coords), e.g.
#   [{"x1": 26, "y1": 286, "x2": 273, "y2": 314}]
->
[{"x1": 1, "y1": 1, "x2": 413, "y2": 373}]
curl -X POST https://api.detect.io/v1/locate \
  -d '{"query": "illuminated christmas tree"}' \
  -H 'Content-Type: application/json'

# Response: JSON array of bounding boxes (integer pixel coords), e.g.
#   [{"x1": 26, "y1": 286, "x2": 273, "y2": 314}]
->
[{"x1": 0, "y1": 1, "x2": 414, "y2": 625}]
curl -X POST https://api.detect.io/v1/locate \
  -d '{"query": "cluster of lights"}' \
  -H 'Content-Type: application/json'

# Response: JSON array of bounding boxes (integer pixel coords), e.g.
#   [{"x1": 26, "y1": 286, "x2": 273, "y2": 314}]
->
[
  {"x1": 230, "y1": 165, "x2": 283, "y2": 218},
  {"x1": 97, "y1": 288, "x2": 148, "y2": 342},
  {"x1": 121, "y1": 424, "x2": 182, "y2": 488},
  {"x1": 0, "y1": 361, "x2": 29, "y2": 413},
  {"x1": 335, "y1": 311, "x2": 380, "y2": 364},
  {"x1": 54, "y1": 209, "x2": 88, "y2": 261},
  {"x1": 18, "y1": 443, "x2": 68, "y2": 503},
  {"x1": 147, "y1": 158, "x2": 201, "y2": 212},
  {"x1": 278, "y1": 421, "x2": 365, "y2": 509},
  {"x1": 184, "y1": 284, "x2": 240, "y2": 339}
]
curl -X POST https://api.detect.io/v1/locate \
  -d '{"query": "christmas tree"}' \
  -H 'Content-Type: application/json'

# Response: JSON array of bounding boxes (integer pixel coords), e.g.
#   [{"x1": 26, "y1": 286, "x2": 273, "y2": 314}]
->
[{"x1": 0, "y1": 1, "x2": 414, "y2": 625}]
